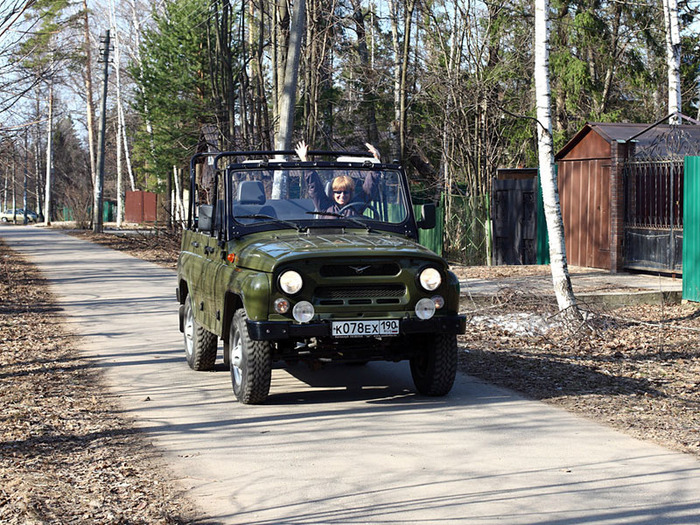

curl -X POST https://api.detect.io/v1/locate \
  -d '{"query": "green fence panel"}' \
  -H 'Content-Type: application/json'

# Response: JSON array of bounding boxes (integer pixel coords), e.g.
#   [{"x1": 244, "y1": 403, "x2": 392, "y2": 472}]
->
[
  {"x1": 413, "y1": 203, "x2": 443, "y2": 256},
  {"x1": 103, "y1": 200, "x2": 116, "y2": 223},
  {"x1": 683, "y1": 157, "x2": 700, "y2": 302}
]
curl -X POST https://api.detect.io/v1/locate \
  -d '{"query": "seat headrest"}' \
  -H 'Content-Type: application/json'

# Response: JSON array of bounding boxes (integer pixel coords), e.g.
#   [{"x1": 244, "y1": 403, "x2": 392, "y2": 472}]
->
[{"x1": 238, "y1": 181, "x2": 266, "y2": 204}]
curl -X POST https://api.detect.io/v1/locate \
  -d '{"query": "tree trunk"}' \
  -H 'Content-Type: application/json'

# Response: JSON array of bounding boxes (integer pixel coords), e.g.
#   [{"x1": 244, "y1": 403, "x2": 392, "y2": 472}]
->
[
  {"x1": 129, "y1": 1, "x2": 156, "y2": 177},
  {"x1": 109, "y1": 0, "x2": 127, "y2": 226},
  {"x1": 174, "y1": 166, "x2": 185, "y2": 226},
  {"x1": 119, "y1": 102, "x2": 135, "y2": 191},
  {"x1": 351, "y1": 0, "x2": 379, "y2": 144},
  {"x1": 274, "y1": 0, "x2": 305, "y2": 152},
  {"x1": 663, "y1": 0, "x2": 681, "y2": 123},
  {"x1": 2, "y1": 163, "x2": 7, "y2": 211},
  {"x1": 598, "y1": 4, "x2": 621, "y2": 116},
  {"x1": 301, "y1": 0, "x2": 335, "y2": 148},
  {"x1": 116, "y1": 115, "x2": 123, "y2": 228},
  {"x1": 534, "y1": 0, "x2": 581, "y2": 325},
  {"x1": 237, "y1": 3, "x2": 250, "y2": 146},
  {"x1": 34, "y1": 96, "x2": 43, "y2": 219},
  {"x1": 12, "y1": 160, "x2": 17, "y2": 221},
  {"x1": 44, "y1": 83, "x2": 53, "y2": 226},
  {"x1": 273, "y1": 0, "x2": 290, "y2": 127},
  {"x1": 82, "y1": 0, "x2": 97, "y2": 187},
  {"x1": 398, "y1": 0, "x2": 415, "y2": 160},
  {"x1": 273, "y1": 0, "x2": 305, "y2": 198},
  {"x1": 388, "y1": 0, "x2": 402, "y2": 161}
]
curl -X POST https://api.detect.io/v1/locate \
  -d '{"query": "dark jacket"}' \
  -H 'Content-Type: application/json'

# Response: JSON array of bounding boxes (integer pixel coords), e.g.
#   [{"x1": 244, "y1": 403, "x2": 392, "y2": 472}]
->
[{"x1": 305, "y1": 170, "x2": 379, "y2": 217}]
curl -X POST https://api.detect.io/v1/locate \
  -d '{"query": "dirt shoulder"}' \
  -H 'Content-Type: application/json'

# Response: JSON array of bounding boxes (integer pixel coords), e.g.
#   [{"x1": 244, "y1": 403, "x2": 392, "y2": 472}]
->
[{"x1": 0, "y1": 238, "x2": 202, "y2": 524}]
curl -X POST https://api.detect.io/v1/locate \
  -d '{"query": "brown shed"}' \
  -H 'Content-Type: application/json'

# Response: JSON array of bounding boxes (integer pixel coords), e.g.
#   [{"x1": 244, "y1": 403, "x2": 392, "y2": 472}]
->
[{"x1": 555, "y1": 122, "x2": 700, "y2": 273}]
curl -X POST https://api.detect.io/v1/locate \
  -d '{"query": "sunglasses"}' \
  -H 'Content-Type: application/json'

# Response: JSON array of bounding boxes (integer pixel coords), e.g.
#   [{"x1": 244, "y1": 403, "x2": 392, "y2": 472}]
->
[{"x1": 333, "y1": 190, "x2": 351, "y2": 195}]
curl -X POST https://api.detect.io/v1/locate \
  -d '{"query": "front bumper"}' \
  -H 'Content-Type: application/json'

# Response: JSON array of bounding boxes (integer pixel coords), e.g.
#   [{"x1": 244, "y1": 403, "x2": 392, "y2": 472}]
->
[{"x1": 247, "y1": 314, "x2": 466, "y2": 341}]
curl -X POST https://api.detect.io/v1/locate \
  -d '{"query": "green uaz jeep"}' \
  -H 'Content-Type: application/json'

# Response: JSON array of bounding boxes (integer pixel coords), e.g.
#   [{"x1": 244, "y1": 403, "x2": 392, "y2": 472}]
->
[{"x1": 176, "y1": 149, "x2": 466, "y2": 404}]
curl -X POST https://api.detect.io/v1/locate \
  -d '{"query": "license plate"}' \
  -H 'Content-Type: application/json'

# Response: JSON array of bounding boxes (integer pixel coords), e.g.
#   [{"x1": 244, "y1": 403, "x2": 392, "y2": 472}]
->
[{"x1": 331, "y1": 319, "x2": 400, "y2": 338}]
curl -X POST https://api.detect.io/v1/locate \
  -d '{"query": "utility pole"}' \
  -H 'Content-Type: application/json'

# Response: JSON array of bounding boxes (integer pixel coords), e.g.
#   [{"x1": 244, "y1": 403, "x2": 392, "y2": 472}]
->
[{"x1": 93, "y1": 30, "x2": 111, "y2": 233}]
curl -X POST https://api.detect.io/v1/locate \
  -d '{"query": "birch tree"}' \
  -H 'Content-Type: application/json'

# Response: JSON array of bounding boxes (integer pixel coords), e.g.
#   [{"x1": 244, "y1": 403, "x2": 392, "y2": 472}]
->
[
  {"x1": 108, "y1": 0, "x2": 136, "y2": 226},
  {"x1": 81, "y1": 0, "x2": 97, "y2": 187},
  {"x1": 534, "y1": 0, "x2": 581, "y2": 324},
  {"x1": 663, "y1": 0, "x2": 681, "y2": 123}
]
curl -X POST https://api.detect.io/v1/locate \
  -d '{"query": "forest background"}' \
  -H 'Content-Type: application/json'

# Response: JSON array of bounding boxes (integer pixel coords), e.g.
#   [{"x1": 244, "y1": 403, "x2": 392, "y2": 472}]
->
[{"x1": 1, "y1": 0, "x2": 699, "y2": 264}]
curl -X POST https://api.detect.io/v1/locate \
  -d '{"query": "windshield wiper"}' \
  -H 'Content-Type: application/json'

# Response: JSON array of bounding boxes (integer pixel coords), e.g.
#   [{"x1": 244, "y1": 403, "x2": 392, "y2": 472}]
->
[
  {"x1": 235, "y1": 214, "x2": 306, "y2": 232},
  {"x1": 305, "y1": 211, "x2": 372, "y2": 232}
]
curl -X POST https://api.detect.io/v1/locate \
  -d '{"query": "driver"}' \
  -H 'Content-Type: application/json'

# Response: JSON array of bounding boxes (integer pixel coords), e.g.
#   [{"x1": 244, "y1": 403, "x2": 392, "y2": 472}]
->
[{"x1": 295, "y1": 141, "x2": 380, "y2": 217}]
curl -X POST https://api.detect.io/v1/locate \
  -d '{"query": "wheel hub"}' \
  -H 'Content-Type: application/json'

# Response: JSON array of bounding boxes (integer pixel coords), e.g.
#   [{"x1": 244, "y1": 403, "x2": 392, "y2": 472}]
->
[
  {"x1": 231, "y1": 332, "x2": 243, "y2": 384},
  {"x1": 184, "y1": 312, "x2": 194, "y2": 357}
]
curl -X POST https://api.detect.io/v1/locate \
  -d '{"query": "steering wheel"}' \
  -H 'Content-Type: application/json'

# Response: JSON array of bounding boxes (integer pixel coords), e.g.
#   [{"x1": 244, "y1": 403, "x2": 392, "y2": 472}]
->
[{"x1": 337, "y1": 202, "x2": 380, "y2": 218}]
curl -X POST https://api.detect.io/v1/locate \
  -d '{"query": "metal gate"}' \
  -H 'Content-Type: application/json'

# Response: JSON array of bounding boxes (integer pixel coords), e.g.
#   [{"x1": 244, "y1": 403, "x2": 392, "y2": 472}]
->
[
  {"x1": 623, "y1": 159, "x2": 684, "y2": 273},
  {"x1": 491, "y1": 178, "x2": 537, "y2": 265}
]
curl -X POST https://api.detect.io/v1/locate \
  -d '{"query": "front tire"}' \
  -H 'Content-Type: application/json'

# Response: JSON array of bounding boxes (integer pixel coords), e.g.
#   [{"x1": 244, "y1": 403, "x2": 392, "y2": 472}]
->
[
  {"x1": 229, "y1": 308, "x2": 272, "y2": 404},
  {"x1": 409, "y1": 333, "x2": 458, "y2": 396},
  {"x1": 183, "y1": 295, "x2": 217, "y2": 371}
]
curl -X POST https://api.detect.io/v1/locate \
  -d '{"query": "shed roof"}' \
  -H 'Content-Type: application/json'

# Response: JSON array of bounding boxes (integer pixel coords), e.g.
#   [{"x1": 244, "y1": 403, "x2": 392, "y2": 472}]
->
[{"x1": 555, "y1": 122, "x2": 700, "y2": 160}]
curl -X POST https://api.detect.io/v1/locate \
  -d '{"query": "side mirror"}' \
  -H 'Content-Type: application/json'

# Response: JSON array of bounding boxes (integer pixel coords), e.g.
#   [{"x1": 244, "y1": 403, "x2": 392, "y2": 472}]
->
[
  {"x1": 198, "y1": 204, "x2": 214, "y2": 232},
  {"x1": 416, "y1": 203, "x2": 436, "y2": 230}
]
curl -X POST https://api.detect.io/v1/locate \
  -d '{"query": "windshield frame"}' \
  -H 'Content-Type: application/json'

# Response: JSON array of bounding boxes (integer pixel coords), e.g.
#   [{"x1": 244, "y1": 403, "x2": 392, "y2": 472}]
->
[{"x1": 219, "y1": 161, "x2": 419, "y2": 241}]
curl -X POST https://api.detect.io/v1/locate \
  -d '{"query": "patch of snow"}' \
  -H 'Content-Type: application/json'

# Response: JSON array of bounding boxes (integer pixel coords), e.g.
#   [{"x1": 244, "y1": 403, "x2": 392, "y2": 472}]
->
[{"x1": 469, "y1": 313, "x2": 558, "y2": 337}]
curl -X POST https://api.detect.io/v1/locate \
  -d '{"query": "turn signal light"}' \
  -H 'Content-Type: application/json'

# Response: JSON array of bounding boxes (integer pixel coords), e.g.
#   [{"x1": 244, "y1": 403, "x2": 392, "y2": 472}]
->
[{"x1": 227, "y1": 253, "x2": 236, "y2": 263}]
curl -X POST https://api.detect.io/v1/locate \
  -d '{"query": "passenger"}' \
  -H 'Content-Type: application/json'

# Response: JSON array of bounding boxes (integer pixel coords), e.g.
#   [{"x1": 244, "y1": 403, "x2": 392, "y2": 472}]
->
[{"x1": 295, "y1": 141, "x2": 380, "y2": 217}]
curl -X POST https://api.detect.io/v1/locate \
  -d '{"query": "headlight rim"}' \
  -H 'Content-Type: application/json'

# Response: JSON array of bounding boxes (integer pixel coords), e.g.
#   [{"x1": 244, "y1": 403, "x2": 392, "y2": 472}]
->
[
  {"x1": 418, "y1": 266, "x2": 442, "y2": 292},
  {"x1": 278, "y1": 269, "x2": 303, "y2": 295}
]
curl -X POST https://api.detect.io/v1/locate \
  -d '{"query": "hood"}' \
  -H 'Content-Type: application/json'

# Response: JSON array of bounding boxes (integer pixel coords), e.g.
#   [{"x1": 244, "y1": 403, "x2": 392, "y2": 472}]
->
[{"x1": 231, "y1": 231, "x2": 442, "y2": 273}]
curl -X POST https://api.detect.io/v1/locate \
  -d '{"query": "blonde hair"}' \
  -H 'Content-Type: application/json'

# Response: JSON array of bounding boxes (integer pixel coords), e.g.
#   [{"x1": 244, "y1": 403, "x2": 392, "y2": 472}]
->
[{"x1": 332, "y1": 175, "x2": 354, "y2": 192}]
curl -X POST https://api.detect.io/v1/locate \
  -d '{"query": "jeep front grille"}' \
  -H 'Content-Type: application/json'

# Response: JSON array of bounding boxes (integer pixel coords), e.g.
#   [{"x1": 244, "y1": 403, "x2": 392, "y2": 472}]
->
[{"x1": 315, "y1": 284, "x2": 405, "y2": 306}]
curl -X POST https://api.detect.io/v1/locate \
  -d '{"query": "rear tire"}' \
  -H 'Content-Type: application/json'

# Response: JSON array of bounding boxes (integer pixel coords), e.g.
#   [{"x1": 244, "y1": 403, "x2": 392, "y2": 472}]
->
[
  {"x1": 183, "y1": 295, "x2": 218, "y2": 371},
  {"x1": 228, "y1": 308, "x2": 272, "y2": 404},
  {"x1": 409, "y1": 333, "x2": 458, "y2": 396}
]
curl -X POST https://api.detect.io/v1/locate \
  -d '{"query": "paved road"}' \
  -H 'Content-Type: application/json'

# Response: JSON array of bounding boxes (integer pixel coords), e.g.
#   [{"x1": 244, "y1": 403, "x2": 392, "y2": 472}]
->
[{"x1": 3, "y1": 225, "x2": 699, "y2": 524}]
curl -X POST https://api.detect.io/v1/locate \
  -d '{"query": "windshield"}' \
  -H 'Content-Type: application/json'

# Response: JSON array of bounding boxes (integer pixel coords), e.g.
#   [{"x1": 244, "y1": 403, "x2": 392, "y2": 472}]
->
[{"x1": 223, "y1": 166, "x2": 410, "y2": 227}]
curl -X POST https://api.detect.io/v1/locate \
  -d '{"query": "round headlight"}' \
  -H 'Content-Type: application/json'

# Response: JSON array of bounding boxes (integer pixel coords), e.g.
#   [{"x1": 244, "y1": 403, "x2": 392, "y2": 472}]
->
[
  {"x1": 415, "y1": 297, "x2": 436, "y2": 320},
  {"x1": 279, "y1": 270, "x2": 303, "y2": 295},
  {"x1": 419, "y1": 267, "x2": 442, "y2": 291},
  {"x1": 292, "y1": 301, "x2": 315, "y2": 323}
]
